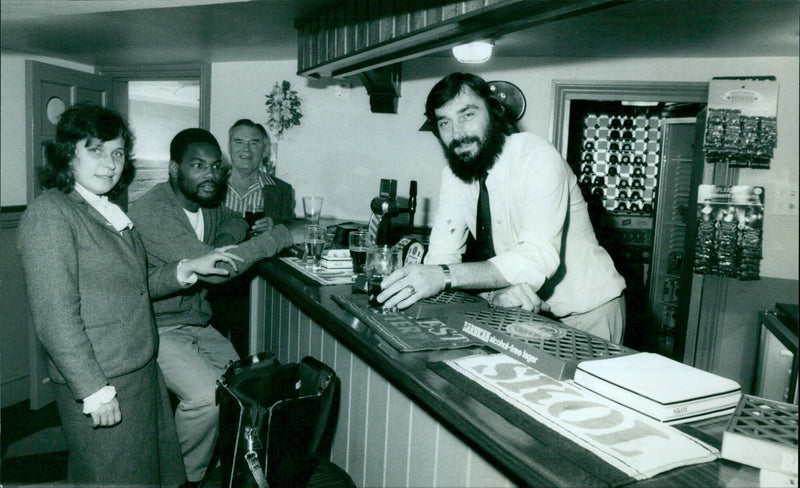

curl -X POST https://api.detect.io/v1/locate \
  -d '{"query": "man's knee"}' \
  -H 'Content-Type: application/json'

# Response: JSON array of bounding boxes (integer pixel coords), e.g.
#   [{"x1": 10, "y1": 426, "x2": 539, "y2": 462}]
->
[{"x1": 173, "y1": 382, "x2": 218, "y2": 411}]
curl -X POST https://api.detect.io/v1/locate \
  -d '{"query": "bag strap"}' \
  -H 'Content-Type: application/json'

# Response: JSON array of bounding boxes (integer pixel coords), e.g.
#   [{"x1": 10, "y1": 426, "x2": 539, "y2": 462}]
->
[
  {"x1": 217, "y1": 380, "x2": 268, "y2": 488},
  {"x1": 245, "y1": 426, "x2": 269, "y2": 488}
]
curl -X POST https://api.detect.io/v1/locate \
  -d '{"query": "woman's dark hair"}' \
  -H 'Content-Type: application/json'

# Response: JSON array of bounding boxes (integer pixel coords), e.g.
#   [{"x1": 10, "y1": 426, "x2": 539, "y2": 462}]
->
[
  {"x1": 40, "y1": 102, "x2": 135, "y2": 196},
  {"x1": 424, "y1": 72, "x2": 517, "y2": 137}
]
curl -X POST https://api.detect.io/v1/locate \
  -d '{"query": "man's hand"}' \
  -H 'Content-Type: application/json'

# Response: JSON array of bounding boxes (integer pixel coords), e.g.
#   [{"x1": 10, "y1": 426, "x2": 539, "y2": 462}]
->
[
  {"x1": 185, "y1": 245, "x2": 244, "y2": 276},
  {"x1": 253, "y1": 224, "x2": 294, "y2": 253},
  {"x1": 89, "y1": 398, "x2": 121, "y2": 428},
  {"x1": 378, "y1": 264, "x2": 446, "y2": 310},
  {"x1": 250, "y1": 216, "x2": 274, "y2": 235},
  {"x1": 488, "y1": 283, "x2": 550, "y2": 314}
]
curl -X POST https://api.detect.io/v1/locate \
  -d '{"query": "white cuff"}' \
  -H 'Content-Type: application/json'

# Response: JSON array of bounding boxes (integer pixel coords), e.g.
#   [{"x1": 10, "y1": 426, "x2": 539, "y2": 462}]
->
[
  {"x1": 82, "y1": 385, "x2": 117, "y2": 414},
  {"x1": 176, "y1": 259, "x2": 198, "y2": 287}
]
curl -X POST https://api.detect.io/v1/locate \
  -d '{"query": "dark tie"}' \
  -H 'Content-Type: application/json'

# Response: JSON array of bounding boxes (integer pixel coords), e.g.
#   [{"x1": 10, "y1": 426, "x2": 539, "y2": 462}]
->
[
  {"x1": 465, "y1": 173, "x2": 495, "y2": 262},
  {"x1": 120, "y1": 227, "x2": 136, "y2": 249}
]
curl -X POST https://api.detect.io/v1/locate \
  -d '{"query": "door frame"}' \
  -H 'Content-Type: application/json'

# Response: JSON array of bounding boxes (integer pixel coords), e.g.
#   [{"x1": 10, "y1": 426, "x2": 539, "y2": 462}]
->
[
  {"x1": 98, "y1": 64, "x2": 211, "y2": 129},
  {"x1": 550, "y1": 80, "x2": 718, "y2": 366},
  {"x1": 550, "y1": 80, "x2": 709, "y2": 157}
]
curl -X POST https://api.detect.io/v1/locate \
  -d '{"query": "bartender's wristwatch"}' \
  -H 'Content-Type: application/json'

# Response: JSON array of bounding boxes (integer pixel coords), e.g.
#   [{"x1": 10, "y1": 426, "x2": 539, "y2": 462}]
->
[{"x1": 438, "y1": 264, "x2": 452, "y2": 291}]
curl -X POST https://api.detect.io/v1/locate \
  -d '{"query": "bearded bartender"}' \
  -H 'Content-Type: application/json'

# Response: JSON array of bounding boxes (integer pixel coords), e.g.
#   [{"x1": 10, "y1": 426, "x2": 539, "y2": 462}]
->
[{"x1": 378, "y1": 73, "x2": 627, "y2": 343}]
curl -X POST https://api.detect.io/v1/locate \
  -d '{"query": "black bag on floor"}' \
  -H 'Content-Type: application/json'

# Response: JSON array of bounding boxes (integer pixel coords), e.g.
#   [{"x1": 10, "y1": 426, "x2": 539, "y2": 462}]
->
[{"x1": 216, "y1": 353, "x2": 339, "y2": 488}]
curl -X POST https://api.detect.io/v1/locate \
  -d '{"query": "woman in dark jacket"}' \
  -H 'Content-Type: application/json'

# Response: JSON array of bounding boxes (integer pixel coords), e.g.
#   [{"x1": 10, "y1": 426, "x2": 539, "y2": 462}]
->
[{"x1": 18, "y1": 102, "x2": 240, "y2": 485}]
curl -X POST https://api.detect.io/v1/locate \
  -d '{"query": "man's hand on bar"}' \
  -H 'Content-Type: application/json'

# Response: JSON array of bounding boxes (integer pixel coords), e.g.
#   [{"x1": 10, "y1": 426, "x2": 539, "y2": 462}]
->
[{"x1": 377, "y1": 264, "x2": 446, "y2": 310}]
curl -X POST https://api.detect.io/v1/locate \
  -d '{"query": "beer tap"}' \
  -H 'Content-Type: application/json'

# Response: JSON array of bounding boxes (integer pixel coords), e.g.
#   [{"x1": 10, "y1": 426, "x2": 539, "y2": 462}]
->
[
  {"x1": 369, "y1": 179, "x2": 418, "y2": 246},
  {"x1": 394, "y1": 180, "x2": 417, "y2": 229},
  {"x1": 370, "y1": 179, "x2": 398, "y2": 246},
  {"x1": 406, "y1": 181, "x2": 417, "y2": 230}
]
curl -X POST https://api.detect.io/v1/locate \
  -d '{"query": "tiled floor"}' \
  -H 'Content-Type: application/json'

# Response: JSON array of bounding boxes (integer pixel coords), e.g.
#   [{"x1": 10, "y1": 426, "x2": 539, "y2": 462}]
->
[
  {"x1": 0, "y1": 400, "x2": 227, "y2": 487},
  {"x1": 0, "y1": 400, "x2": 351, "y2": 487}
]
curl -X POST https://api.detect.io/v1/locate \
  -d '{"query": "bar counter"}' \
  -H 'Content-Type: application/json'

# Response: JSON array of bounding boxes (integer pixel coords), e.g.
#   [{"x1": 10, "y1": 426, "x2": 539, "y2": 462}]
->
[{"x1": 251, "y1": 253, "x2": 759, "y2": 488}]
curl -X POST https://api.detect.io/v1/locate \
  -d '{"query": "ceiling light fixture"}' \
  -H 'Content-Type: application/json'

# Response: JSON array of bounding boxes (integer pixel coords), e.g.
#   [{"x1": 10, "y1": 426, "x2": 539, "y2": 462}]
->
[
  {"x1": 452, "y1": 41, "x2": 493, "y2": 63},
  {"x1": 621, "y1": 101, "x2": 659, "y2": 107}
]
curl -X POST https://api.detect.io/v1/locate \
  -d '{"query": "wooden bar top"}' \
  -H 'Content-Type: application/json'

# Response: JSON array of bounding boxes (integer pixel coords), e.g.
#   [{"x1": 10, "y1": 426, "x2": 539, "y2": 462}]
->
[{"x1": 255, "y1": 255, "x2": 760, "y2": 487}]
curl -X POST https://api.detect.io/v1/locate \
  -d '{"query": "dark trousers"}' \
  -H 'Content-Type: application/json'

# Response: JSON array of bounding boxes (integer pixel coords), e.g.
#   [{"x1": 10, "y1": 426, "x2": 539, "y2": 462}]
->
[
  {"x1": 54, "y1": 358, "x2": 186, "y2": 486},
  {"x1": 206, "y1": 269, "x2": 255, "y2": 358}
]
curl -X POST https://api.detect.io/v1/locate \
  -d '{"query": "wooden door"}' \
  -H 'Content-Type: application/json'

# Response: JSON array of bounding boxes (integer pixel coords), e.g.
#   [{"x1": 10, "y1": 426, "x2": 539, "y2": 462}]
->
[
  {"x1": 649, "y1": 118, "x2": 698, "y2": 359},
  {"x1": 25, "y1": 61, "x2": 112, "y2": 409}
]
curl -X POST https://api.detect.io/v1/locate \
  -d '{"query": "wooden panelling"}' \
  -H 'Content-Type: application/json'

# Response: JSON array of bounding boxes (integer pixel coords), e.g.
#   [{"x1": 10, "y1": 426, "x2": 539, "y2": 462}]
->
[
  {"x1": 260, "y1": 282, "x2": 512, "y2": 487},
  {"x1": 296, "y1": 0, "x2": 624, "y2": 79},
  {"x1": 1, "y1": 206, "x2": 32, "y2": 407}
]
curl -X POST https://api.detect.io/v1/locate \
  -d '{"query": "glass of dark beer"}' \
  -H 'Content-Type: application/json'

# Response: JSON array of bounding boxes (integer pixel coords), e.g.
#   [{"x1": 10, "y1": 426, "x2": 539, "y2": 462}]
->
[
  {"x1": 365, "y1": 245, "x2": 402, "y2": 314},
  {"x1": 348, "y1": 230, "x2": 371, "y2": 275},
  {"x1": 244, "y1": 210, "x2": 265, "y2": 238}
]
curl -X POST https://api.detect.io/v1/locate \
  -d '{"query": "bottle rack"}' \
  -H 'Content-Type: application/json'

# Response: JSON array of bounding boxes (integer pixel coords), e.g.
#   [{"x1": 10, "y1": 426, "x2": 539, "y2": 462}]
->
[{"x1": 579, "y1": 114, "x2": 662, "y2": 215}]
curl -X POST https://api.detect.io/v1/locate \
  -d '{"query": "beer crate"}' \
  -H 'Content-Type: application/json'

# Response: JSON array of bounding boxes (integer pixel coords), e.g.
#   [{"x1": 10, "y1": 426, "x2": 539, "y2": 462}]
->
[{"x1": 721, "y1": 394, "x2": 798, "y2": 475}]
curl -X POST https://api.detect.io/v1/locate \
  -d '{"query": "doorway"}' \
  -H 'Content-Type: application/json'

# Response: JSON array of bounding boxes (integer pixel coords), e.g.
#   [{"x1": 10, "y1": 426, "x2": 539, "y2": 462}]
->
[
  {"x1": 552, "y1": 81, "x2": 708, "y2": 355},
  {"x1": 125, "y1": 80, "x2": 201, "y2": 201},
  {"x1": 99, "y1": 64, "x2": 210, "y2": 205}
]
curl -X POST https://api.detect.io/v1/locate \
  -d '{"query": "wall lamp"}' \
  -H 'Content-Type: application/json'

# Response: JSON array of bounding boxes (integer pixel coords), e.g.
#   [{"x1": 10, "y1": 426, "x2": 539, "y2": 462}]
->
[{"x1": 452, "y1": 40, "x2": 493, "y2": 63}]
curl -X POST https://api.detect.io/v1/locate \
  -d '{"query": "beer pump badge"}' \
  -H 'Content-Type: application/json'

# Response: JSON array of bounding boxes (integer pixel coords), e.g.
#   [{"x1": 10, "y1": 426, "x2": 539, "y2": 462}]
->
[{"x1": 393, "y1": 236, "x2": 426, "y2": 265}]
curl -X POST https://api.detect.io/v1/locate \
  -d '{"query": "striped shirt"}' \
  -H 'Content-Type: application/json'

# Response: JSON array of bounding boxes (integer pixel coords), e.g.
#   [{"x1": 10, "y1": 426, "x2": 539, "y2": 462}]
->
[{"x1": 224, "y1": 169, "x2": 276, "y2": 216}]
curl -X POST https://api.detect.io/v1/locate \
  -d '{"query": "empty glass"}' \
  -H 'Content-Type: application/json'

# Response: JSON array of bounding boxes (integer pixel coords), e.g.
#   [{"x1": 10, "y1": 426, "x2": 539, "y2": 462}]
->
[
  {"x1": 302, "y1": 196, "x2": 323, "y2": 223},
  {"x1": 304, "y1": 224, "x2": 325, "y2": 271},
  {"x1": 365, "y1": 246, "x2": 402, "y2": 314}
]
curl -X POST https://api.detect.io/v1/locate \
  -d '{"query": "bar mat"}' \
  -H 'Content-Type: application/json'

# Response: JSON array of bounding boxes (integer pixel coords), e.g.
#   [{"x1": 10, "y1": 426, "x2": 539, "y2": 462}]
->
[
  {"x1": 404, "y1": 290, "x2": 489, "y2": 320},
  {"x1": 429, "y1": 353, "x2": 719, "y2": 481},
  {"x1": 448, "y1": 307, "x2": 634, "y2": 380},
  {"x1": 279, "y1": 257, "x2": 354, "y2": 285},
  {"x1": 332, "y1": 294, "x2": 481, "y2": 352}
]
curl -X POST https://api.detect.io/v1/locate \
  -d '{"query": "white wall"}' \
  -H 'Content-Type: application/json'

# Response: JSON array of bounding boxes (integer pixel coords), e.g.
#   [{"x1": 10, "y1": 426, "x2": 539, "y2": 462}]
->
[
  {"x1": 210, "y1": 60, "x2": 443, "y2": 226},
  {"x1": 210, "y1": 55, "x2": 798, "y2": 280}
]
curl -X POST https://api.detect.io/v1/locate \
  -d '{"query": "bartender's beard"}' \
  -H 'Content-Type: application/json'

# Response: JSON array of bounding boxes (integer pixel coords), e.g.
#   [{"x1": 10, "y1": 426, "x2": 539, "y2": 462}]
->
[{"x1": 440, "y1": 123, "x2": 506, "y2": 183}]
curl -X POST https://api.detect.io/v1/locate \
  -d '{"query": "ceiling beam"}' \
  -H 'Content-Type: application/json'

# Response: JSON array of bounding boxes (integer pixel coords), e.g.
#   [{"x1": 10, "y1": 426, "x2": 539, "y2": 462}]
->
[
  {"x1": 357, "y1": 64, "x2": 402, "y2": 114},
  {"x1": 296, "y1": 0, "x2": 628, "y2": 79}
]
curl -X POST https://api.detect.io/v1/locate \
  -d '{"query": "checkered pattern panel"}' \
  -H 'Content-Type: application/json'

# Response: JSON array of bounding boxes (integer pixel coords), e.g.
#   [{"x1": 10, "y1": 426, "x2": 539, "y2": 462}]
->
[{"x1": 580, "y1": 114, "x2": 663, "y2": 215}]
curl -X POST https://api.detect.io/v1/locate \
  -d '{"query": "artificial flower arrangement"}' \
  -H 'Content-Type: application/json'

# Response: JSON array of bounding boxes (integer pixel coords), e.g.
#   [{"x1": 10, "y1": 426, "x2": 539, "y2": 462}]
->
[{"x1": 264, "y1": 80, "x2": 302, "y2": 140}]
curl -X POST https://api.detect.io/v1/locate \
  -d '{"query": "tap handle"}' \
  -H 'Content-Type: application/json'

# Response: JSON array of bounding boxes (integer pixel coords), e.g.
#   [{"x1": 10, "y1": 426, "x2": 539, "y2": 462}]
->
[{"x1": 408, "y1": 180, "x2": 417, "y2": 229}]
